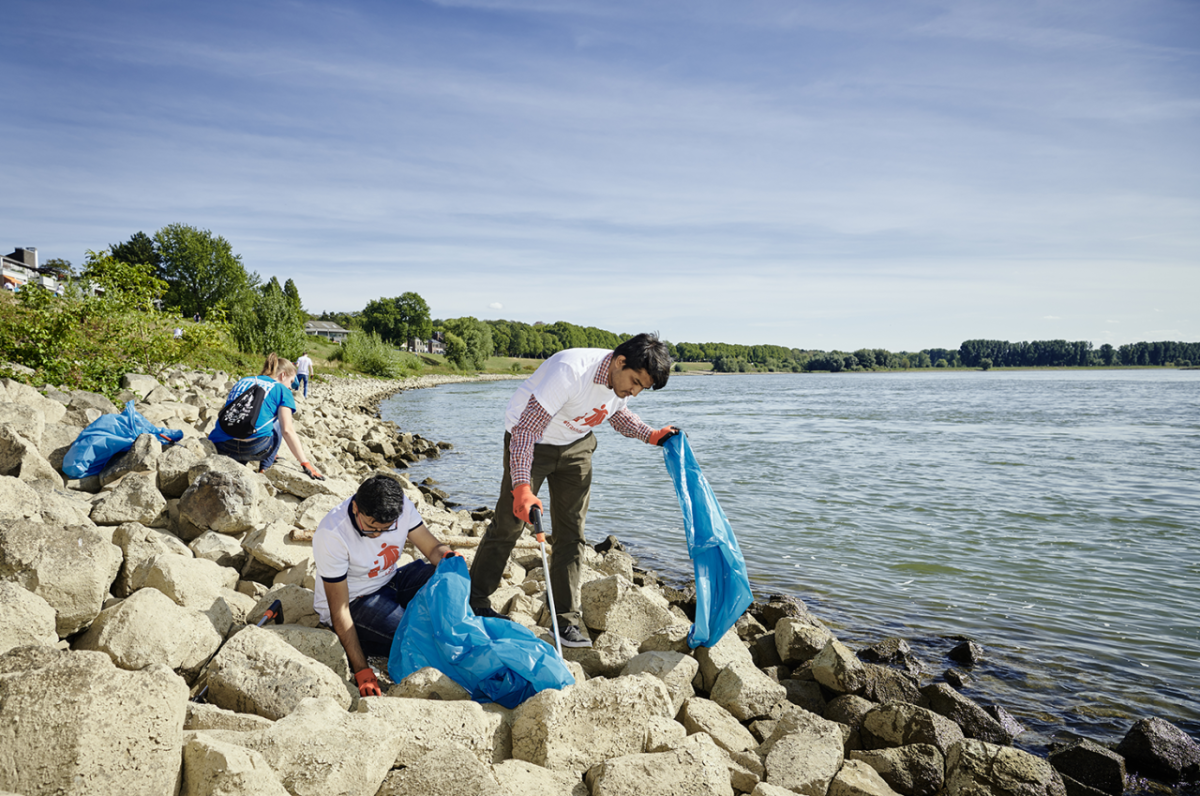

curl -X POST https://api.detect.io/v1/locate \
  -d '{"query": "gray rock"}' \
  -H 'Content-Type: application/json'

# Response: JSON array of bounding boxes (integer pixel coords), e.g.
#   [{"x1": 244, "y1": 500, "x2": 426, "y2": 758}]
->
[
  {"x1": 680, "y1": 696, "x2": 759, "y2": 754},
  {"x1": 142, "y1": 554, "x2": 239, "y2": 610},
  {"x1": 205, "y1": 625, "x2": 351, "y2": 720},
  {"x1": 585, "y1": 734, "x2": 734, "y2": 796},
  {"x1": 780, "y1": 678, "x2": 826, "y2": 715},
  {"x1": 97, "y1": 433, "x2": 160, "y2": 487},
  {"x1": 0, "y1": 646, "x2": 187, "y2": 796},
  {"x1": 921, "y1": 683, "x2": 1015, "y2": 744},
  {"x1": 694, "y1": 628, "x2": 757, "y2": 692},
  {"x1": 711, "y1": 660, "x2": 787, "y2": 721},
  {"x1": 358, "y1": 695, "x2": 511, "y2": 766},
  {"x1": 0, "y1": 401, "x2": 46, "y2": 446},
  {"x1": 181, "y1": 734, "x2": 289, "y2": 796},
  {"x1": 112, "y1": 521, "x2": 193, "y2": 596},
  {"x1": 580, "y1": 574, "x2": 676, "y2": 644},
  {"x1": 121, "y1": 373, "x2": 161, "y2": 400},
  {"x1": 621, "y1": 650, "x2": 699, "y2": 716},
  {"x1": 860, "y1": 663, "x2": 926, "y2": 706},
  {"x1": 37, "y1": 421, "x2": 83, "y2": 472},
  {"x1": 1116, "y1": 716, "x2": 1200, "y2": 783},
  {"x1": 69, "y1": 389, "x2": 118, "y2": 415},
  {"x1": 775, "y1": 617, "x2": 834, "y2": 665},
  {"x1": 179, "y1": 469, "x2": 259, "y2": 534},
  {"x1": 830, "y1": 759, "x2": 905, "y2": 796},
  {"x1": 492, "y1": 759, "x2": 589, "y2": 796},
  {"x1": 189, "y1": 529, "x2": 247, "y2": 569},
  {"x1": 948, "y1": 640, "x2": 983, "y2": 665},
  {"x1": 0, "y1": 423, "x2": 62, "y2": 485},
  {"x1": 862, "y1": 702, "x2": 965, "y2": 756},
  {"x1": 389, "y1": 666, "x2": 471, "y2": 700},
  {"x1": 849, "y1": 744, "x2": 945, "y2": 796},
  {"x1": 377, "y1": 743, "x2": 507, "y2": 796},
  {"x1": 0, "y1": 475, "x2": 41, "y2": 521},
  {"x1": 944, "y1": 738, "x2": 1066, "y2": 796},
  {"x1": 0, "y1": 582, "x2": 58, "y2": 654},
  {"x1": 1048, "y1": 738, "x2": 1126, "y2": 795},
  {"x1": 242, "y1": 520, "x2": 312, "y2": 570},
  {"x1": 184, "y1": 701, "x2": 275, "y2": 733},
  {"x1": 562, "y1": 631, "x2": 640, "y2": 678},
  {"x1": 0, "y1": 520, "x2": 121, "y2": 636},
  {"x1": 763, "y1": 711, "x2": 845, "y2": 796},
  {"x1": 90, "y1": 471, "x2": 168, "y2": 526},
  {"x1": 812, "y1": 639, "x2": 867, "y2": 694},
  {"x1": 156, "y1": 443, "x2": 199, "y2": 498}
]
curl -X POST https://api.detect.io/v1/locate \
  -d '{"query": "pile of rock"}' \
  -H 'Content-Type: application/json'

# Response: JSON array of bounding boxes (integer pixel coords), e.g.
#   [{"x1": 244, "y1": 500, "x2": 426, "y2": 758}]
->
[{"x1": 1, "y1": 369, "x2": 1197, "y2": 796}]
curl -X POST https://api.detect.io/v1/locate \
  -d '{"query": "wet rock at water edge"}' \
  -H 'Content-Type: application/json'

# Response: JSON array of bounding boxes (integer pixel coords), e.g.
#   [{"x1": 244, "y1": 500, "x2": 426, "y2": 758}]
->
[{"x1": 948, "y1": 639, "x2": 984, "y2": 666}]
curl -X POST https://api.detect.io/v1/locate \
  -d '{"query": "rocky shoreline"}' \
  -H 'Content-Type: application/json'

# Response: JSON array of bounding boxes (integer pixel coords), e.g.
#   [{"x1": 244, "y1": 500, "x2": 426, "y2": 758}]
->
[{"x1": 0, "y1": 368, "x2": 1197, "y2": 796}]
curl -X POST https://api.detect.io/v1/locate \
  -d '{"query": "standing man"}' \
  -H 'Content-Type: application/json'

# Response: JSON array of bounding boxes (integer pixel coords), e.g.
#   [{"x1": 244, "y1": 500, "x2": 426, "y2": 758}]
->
[
  {"x1": 313, "y1": 474, "x2": 459, "y2": 697},
  {"x1": 469, "y1": 332, "x2": 678, "y2": 648},
  {"x1": 295, "y1": 351, "x2": 314, "y2": 399}
]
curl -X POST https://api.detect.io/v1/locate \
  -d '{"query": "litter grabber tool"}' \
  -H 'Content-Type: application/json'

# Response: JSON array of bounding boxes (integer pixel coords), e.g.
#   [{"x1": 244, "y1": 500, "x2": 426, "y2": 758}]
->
[
  {"x1": 529, "y1": 506, "x2": 563, "y2": 658},
  {"x1": 191, "y1": 599, "x2": 284, "y2": 702}
]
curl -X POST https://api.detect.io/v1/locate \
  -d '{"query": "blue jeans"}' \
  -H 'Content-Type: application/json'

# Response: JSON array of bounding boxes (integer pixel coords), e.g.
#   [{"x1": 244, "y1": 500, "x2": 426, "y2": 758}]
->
[
  {"x1": 296, "y1": 374, "x2": 308, "y2": 397},
  {"x1": 214, "y1": 424, "x2": 283, "y2": 471},
  {"x1": 349, "y1": 560, "x2": 437, "y2": 657}
]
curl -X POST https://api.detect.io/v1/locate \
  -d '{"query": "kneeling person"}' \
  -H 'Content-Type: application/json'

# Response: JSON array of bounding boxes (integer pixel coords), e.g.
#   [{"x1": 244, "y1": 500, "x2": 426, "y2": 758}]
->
[{"x1": 313, "y1": 474, "x2": 458, "y2": 697}]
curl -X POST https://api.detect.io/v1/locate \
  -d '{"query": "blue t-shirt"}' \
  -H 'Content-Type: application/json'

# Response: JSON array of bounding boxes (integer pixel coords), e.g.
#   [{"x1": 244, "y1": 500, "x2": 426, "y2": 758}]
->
[{"x1": 208, "y1": 376, "x2": 296, "y2": 443}]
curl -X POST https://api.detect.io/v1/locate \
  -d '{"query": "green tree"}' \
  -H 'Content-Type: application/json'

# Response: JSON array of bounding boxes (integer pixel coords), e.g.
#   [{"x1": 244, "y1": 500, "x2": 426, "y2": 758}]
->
[
  {"x1": 229, "y1": 277, "x2": 308, "y2": 356},
  {"x1": 361, "y1": 297, "x2": 406, "y2": 346},
  {"x1": 442, "y1": 316, "x2": 493, "y2": 370},
  {"x1": 154, "y1": 224, "x2": 255, "y2": 318},
  {"x1": 980, "y1": 358, "x2": 993, "y2": 371},
  {"x1": 395, "y1": 292, "x2": 432, "y2": 351},
  {"x1": 40, "y1": 258, "x2": 74, "y2": 281},
  {"x1": 110, "y1": 231, "x2": 160, "y2": 270}
]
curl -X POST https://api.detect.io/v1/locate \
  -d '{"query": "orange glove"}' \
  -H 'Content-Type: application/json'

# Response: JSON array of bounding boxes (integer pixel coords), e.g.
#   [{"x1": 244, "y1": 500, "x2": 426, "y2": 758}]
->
[
  {"x1": 648, "y1": 426, "x2": 681, "y2": 446},
  {"x1": 355, "y1": 668, "x2": 382, "y2": 698},
  {"x1": 440, "y1": 550, "x2": 462, "y2": 564},
  {"x1": 301, "y1": 461, "x2": 326, "y2": 481},
  {"x1": 511, "y1": 483, "x2": 543, "y2": 524}
]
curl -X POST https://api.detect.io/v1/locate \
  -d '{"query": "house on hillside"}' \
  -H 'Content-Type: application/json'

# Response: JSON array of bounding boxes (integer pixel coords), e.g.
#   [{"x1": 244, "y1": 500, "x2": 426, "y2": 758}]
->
[
  {"x1": 408, "y1": 334, "x2": 445, "y2": 355},
  {"x1": 2, "y1": 247, "x2": 60, "y2": 293},
  {"x1": 304, "y1": 320, "x2": 350, "y2": 343}
]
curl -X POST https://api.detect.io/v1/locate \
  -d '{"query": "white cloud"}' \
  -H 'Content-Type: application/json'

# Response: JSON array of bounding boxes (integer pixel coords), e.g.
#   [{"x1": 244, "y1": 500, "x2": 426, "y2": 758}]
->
[{"x1": 490, "y1": 302, "x2": 503, "y2": 310}]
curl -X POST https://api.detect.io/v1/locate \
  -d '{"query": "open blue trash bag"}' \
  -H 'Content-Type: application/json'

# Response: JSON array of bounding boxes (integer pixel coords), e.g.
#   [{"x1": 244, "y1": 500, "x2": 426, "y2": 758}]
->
[
  {"x1": 662, "y1": 432, "x2": 754, "y2": 648},
  {"x1": 388, "y1": 556, "x2": 574, "y2": 708},
  {"x1": 62, "y1": 400, "x2": 184, "y2": 479}
]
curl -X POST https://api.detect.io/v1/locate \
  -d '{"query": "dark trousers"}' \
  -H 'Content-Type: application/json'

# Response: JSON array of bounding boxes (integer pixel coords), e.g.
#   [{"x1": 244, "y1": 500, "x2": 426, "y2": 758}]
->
[
  {"x1": 469, "y1": 431, "x2": 596, "y2": 629},
  {"x1": 215, "y1": 424, "x2": 283, "y2": 470},
  {"x1": 348, "y1": 560, "x2": 436, "y2": 657}
]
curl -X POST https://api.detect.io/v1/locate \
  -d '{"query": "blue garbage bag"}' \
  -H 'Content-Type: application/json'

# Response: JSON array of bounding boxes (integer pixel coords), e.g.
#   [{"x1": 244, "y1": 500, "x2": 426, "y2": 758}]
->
[
  {"x1": 662, "y1": 433, "x2": 754, "y2": 648},
  {"x1": 62, "y1": 400, "x2": 184, "y2": 479},
  {"x1": 388, "y1": 556, "x2": 574, "y2": 708}
]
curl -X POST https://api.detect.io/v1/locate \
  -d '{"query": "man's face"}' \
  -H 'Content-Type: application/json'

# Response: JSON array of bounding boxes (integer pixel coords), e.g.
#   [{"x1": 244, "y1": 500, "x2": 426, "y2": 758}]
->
[
  {"x1": 609, "y1": 355, "x2": 653, "y2": 398},
  {"x1": 351, "y1": 499, "x2": 395, "y2": 538}
]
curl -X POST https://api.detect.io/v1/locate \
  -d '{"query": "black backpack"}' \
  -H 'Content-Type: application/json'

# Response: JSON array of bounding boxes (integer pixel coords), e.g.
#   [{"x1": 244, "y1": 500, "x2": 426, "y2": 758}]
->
[{"x1": 217, "y1": 378, "x2": 276, "y2": 439}]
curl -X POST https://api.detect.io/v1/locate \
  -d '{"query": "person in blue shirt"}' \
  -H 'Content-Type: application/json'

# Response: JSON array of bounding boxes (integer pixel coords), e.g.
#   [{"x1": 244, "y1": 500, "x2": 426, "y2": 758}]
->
[{"x1": 209, "y1": 353, "x2": 325, "y2": 479}]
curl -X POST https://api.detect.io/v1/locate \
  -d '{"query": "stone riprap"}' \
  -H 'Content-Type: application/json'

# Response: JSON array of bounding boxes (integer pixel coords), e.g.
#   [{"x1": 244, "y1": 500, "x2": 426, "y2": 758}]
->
[{"x1": 0, "y1": 369, "x2": 1196, "y2": 795}]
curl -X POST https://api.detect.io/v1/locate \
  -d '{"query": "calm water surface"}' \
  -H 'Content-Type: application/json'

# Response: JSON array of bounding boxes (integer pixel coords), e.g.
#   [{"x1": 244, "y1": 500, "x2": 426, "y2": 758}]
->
[{"x1": 381, "y1": 370, "x2": 1200, "y2": 754}]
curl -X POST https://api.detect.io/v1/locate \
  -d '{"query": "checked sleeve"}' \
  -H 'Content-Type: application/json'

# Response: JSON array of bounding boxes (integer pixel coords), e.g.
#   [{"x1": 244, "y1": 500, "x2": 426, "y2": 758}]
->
[{"x1": 509, "y1": 395, "x2": 553, "y2": 486}]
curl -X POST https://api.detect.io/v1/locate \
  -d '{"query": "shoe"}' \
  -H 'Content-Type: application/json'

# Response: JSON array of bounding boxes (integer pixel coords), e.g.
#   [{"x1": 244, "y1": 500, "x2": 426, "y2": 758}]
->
[
  {"x1": 470, "y1": 601, "x2": 510, "y2": 621},
  {"x1": 556, "y1": 624, "x2": 592, "y2": 648}
]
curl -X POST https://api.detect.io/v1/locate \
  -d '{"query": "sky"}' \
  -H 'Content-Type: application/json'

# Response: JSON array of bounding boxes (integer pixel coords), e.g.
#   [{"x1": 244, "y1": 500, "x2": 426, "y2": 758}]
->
[{"x1": 3, "y1": 0, "x2": 1198, "y2": 352}]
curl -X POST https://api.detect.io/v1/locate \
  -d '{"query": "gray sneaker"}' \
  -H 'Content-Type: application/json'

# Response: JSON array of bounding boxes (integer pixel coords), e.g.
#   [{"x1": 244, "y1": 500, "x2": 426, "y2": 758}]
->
[{"x1": 557, "y1": 624, "x2": 592, "y2": 648}]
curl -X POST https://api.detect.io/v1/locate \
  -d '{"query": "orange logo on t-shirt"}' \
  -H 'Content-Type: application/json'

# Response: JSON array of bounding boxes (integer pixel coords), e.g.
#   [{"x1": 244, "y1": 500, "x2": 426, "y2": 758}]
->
[
  {"x1": 572, "y1": 404, "x2": 608, "y2": 427},
  {"x1": 368, "y1": 542, "x2": 401, "y2": 578}
]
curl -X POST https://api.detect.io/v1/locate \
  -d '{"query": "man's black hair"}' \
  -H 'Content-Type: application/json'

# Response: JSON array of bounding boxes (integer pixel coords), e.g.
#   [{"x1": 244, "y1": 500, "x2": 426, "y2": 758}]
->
[
  {"x1": 354, "y1": 474, "x2": 406, "y2": 524},
  {"x1": 613, "y1": 332, "x2": 673, "y2": 391}
]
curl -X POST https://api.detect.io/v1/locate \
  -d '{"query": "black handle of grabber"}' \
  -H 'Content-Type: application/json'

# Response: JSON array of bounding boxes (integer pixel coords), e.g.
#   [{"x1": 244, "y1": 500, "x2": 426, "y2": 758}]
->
[
  {"x1": 257, "y1": 599, "x2": 283, "y2": 626},
  {"x1": 529, "y1": 506, "x2": 545, "y2": 542}
]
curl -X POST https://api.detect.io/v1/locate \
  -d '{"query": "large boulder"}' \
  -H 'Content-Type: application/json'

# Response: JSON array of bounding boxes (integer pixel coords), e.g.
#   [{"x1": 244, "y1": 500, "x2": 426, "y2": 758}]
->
[
  {"x1": 679, "y1": 696, "x2": 759, "y2": 755},
  {"x1": 157, "y1": 443, "x2": 200, "y2": 498},
  {"x1": 263, "y1": 624, "x2": 350, "y2": 680},
  {"x1": 0, "y1": 520, "x2": 121, "y2": 636},
  {"x1": 1116, "y1": 717, "x2": 1200, "y2": 784},
  {"x1": 1048, "y1": 738, "x2": 1126, "y2": 796},
  {"x1": 585, "y1": 734, "x2": 734, "y2": 796},
  {"x1": 710, "y1": 661, "x2": 787, "y2": 721},
  {"x1": 0, "y1": 475, "x2": 41, "y2": 521},
  {"x1": 775, "y1": 617, "x2": 835, "y2": 665},
  {"x1": 581, "y1": 575, "x2": 676, "y2": 643},
  {"x1": 0, "y1": 401, "x2": 46, "y2": 446},
  {"x1": 242, "y1": 520, "x2": 313, "y2": 571},
  {"x1": 357, "y1": 696, "x2": 511, "y2": 766},
  {"x1": 376, "y1": 743, "x2": 506, "y2": 796},
  {"x1": 694, "y1": 628, "x2": 757, "y2": 692},
  {"x1": 0, "y1": 582, "x2": 58, "y2": 654},
  {"x1": 112, "y1": 521, "x2": 193, "y2": 597},
  {"x1": 762, "y1": 711, "x2": 846, "y2": 796},
  {"x1": 492, "y1": 759, "x2": 589, "y2": 796},
  {"x1": 812, "y1": 639, "x2": 868, "y2": 694},
  {"x1": 263, "y1": 464, "x2": 356, "y2": 500},
  {"x1": 621, "y1": 650, "x2": 699, "y2": 715},
  {"x1": 0, "y1": 646, "x2": 188, "y2": 796},
  {"x1": 294, "y1": 492, "x2": 345, "y2": 531},
  {"x1": 179, "y1": 468, "x2": 260, "y2": 534},
  {"x1": 74, "y1": 587, "x2": 225, "y2": 680},
  {"x1": 205, "y1": 624, "x2": 351, "y2": 720},
  {"x1": 512, "y1": 673, "x2": 675, "y2": 771},
  {"x1": 849, "y1": 745, "x2": 945, "y2": 796},
  {"x1": 862, "y1": 702, "x2": 965, "y2": 756},
  {"x1": 97, "y1": 433, "x2": 161, "y2": 487},
  {"x1": 37, "y1": 421, "x2": 83, "y2": 472},
  {"x1": 181, "y1": 734, "x2": 290, "y2": 796},
  {"x1": 921, "y1": 683, "x2": 1014, "y2": 744},
  {"x1": 28, "y1": 480, "x2": 94, "y2": 526},
  {"x1": 90, "y1": 471, "x2": 168, "y2": 526},
  {"x1": 562, "y1": 631, "x2": 640, "y2": 678},
  {"x1": 944, "y1": 739, "x2": 1066, "y2": 796},
  {"x1": 141, "y1": 554, "x2": 239, "y2": 610},
  {"x1": 830, "y1": 759, "x2": 905, "y2": 796},
  {"x1": 3, "y1": 381, "x2": 67, "y2": 426},
  {"x1": 235, "y1": 696, "x2": 401, "y2": 796},
  {"x1": 0, "y1": 423, "x2": 62, "y2": 485}
]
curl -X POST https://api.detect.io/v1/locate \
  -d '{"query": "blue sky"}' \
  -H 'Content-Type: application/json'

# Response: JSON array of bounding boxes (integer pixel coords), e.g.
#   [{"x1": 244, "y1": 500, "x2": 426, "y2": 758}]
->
[{"x1": 4, "y1": 0, "x2": 1197, "y2": 351}]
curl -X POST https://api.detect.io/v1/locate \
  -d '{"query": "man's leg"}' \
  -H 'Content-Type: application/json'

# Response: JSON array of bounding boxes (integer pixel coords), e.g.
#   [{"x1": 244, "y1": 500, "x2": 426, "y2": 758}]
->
[
  {"x1": 469, "y1": 432, "x2": 549, "y2": 610},
  {"x1": 348, "y1": 561, "x2": 436, "y2": 657},
  {"x1": 545, "y1": 432, "x2": 596, "y2": 631}
]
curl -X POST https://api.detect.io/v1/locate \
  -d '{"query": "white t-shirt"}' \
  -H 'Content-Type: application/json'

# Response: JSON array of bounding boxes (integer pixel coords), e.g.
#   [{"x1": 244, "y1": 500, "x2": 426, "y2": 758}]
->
[
  {"x1": 311, "y1": 495, "x2": 425, "y2": 624},
  {"x1": 296, "y1": 355, "x2": 313, "y2": 377},
  {"x1": 504, "y1": 349, "x2": 630, "y2": 446}
]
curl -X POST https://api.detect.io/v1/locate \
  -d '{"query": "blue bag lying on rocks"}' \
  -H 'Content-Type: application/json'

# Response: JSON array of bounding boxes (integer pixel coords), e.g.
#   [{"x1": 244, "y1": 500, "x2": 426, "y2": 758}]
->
[
  {"x1": 62, "y1": 400, "x2": 184, "y2": 479},
  {"x1": 388, "y1": 555, "x2": 574, "y2": 708},
  {"x1": 662, "y1": 432, "x2": 754, "y2": 649}
]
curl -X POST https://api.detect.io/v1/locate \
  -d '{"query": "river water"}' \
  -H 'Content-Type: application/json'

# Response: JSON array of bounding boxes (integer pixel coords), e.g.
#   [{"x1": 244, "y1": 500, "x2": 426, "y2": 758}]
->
[{"x1": 379, "y1": 370, "x2": 1200, "y2": 755}]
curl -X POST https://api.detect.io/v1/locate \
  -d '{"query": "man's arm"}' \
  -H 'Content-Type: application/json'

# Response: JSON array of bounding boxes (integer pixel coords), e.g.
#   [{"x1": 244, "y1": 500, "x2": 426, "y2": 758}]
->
[
  {"x1": 609, "y1": 408, "x2": 679, "y2": 446},
  {"x1": 325, "y1": 577, "x2": 370, "y2": 675},
  {"x1": 408, "y1": 523, "x2": 454, "y2": 564}
]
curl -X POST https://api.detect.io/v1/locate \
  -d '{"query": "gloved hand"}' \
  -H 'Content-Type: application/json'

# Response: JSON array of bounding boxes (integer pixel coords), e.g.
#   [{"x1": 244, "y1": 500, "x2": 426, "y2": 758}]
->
[
  {"x1": 440, "y1": 550, "x2": 462, "y2": 564},
  {"x1": 301, "y1": 461, "x2": 326, "y2": 481},
  {"x1": 648, "y1": 426, "x2": 681, "y2": 446},
  {"x1": 511, "y1": 483, "x2": 543, "y2": 524},
  {"x1": 355, "y1": 668, "x2": 382, "y2": 698}
]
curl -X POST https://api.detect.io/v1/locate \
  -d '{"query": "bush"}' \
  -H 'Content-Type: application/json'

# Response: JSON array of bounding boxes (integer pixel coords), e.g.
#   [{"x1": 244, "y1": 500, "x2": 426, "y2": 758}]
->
[{"x1": 335, "y1": 331, "x2": 422, "y2": 378}]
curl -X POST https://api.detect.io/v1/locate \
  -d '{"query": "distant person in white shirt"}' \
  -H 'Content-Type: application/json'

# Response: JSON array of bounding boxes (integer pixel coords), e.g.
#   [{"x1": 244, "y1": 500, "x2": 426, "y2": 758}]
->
[{"x1": 295, "y1": 353, "x2": 314, "y2": 398}]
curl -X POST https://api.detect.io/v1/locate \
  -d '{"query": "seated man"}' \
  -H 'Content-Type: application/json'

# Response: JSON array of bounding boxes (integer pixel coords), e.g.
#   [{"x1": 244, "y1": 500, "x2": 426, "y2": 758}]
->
[{"x1": 313, "y1": 474, "x2": 458, "y2": 697}]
